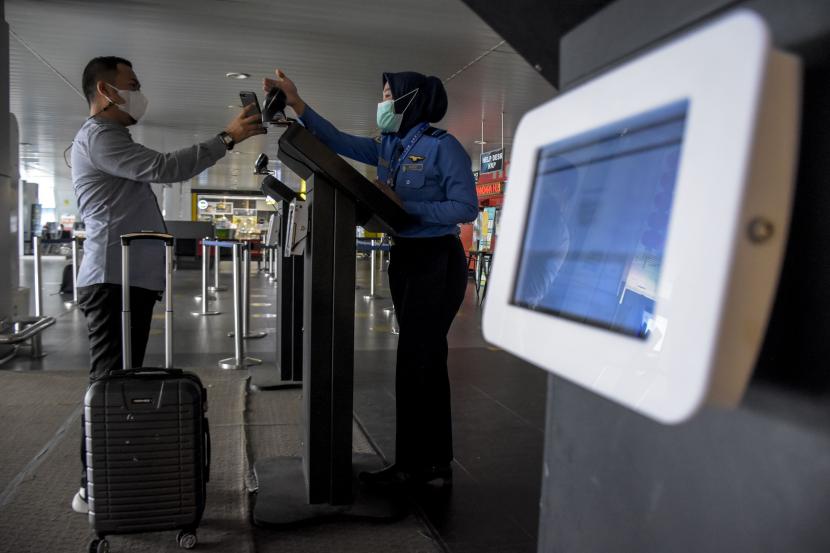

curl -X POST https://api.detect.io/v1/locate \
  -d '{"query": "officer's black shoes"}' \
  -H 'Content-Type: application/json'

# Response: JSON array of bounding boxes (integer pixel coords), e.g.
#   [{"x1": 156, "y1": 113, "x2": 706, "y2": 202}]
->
[
  {"x1": 359, "y1": 463, "x2": 453, "y2": 488},
  {"x1": 359, "y1": 464, "x2": 411, "y2": 486},
  {"x1": 413, "y1": 463, "x2": 453, "y2": 488}
]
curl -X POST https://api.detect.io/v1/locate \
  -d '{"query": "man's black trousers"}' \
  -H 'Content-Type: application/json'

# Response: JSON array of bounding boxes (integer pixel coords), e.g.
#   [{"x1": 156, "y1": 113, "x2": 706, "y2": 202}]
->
[
  {"x1": 388, "y1": 235, "x2": 468, "y2": 470},
  {"x1": 77, "y1": 284, "x2": 160, "y2": 489}
]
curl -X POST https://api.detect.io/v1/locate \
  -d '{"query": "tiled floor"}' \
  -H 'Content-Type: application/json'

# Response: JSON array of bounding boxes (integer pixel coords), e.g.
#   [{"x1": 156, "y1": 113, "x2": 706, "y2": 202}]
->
[
  {"x1": 352, "y1": 257, "x2": 547, "y2": 553},
  {"x1": 4, "y1": 252, "x2": 547, "y2": 553}
]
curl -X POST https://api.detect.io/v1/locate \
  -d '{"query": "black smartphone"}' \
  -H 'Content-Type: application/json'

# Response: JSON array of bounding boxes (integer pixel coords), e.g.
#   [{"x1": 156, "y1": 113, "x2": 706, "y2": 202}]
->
[
  {"x1": 239, "y1": 91, "x2": 262, "y2": 118},
  {"x1": 263, "y1": 87, "x2": 288, "y2": 123}
]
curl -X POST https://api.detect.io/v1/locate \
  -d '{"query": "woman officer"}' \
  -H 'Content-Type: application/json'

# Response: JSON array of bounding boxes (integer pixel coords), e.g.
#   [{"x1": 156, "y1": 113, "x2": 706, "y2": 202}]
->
[{"x1": 264, "y1": 69, "x2": 478, "y2": 486}]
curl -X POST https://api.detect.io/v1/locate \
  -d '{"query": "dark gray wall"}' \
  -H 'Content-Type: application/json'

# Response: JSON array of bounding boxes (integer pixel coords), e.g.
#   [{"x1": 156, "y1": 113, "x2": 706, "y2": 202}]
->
[
  {"x1": 538, "y1": 1, "x2": 830, "y2": 552},
  {"x1": 0, "y1": 1, "x2": 12, "y2": 324}
]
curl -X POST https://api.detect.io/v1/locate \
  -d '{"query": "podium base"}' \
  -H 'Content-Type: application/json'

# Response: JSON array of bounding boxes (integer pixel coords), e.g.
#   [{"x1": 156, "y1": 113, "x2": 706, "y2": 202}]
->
[
  {"x1": 249, "y1": 365, "x2": 302, "y2": 389},
  {"x1": 228, "y1": 330, "x2": 268, "y2": 340},
  {"x1": 251, "y1": 453, "x2": 406, "y2": 527},
  {"x1": 219, "y1": 356, "x2": 261, "y2": 369}
]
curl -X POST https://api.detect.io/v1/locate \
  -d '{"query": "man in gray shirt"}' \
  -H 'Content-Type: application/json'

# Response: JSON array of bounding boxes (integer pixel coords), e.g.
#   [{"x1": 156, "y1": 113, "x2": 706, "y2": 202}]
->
[{"x1": 71, "y1": 56, "x2": 263, "y2": 513}]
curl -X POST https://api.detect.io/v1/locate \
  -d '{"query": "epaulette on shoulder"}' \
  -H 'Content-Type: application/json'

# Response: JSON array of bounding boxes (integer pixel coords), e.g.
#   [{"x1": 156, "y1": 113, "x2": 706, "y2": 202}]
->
[{"x1": 424, "y1": 126, "x2": 448, "y2": 139}]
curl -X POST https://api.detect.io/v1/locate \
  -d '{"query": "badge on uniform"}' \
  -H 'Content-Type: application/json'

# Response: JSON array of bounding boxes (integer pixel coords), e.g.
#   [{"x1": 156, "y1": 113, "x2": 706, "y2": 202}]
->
[
  {"x1": 402, "y1": 163, "x2": 424, "y2": 172},
  {"x1": 408, "y1": 155, "x2": 425, "y2": 162}
]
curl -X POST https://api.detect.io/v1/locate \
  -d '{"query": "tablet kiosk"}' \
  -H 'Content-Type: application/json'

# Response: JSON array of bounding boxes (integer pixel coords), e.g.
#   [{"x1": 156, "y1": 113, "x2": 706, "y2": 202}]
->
[{"x1": 482, "y1": 10, "x2": 802, "y2": 423}]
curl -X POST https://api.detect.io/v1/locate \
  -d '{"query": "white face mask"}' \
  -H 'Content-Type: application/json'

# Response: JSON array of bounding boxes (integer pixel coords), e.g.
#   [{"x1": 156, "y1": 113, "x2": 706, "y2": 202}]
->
[{"x1": 105, "y1": 83, "x2": 149, "y2": 122}]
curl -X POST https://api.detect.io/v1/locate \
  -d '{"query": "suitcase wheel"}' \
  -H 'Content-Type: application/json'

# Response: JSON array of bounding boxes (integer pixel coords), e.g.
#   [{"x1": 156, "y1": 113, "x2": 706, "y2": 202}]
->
[
  {"x1": 88, "y1": 539, "x2": 109, "y2": 553},
  {"x1": 177, "y1": 530, "x2": 198, "y2": 549}
]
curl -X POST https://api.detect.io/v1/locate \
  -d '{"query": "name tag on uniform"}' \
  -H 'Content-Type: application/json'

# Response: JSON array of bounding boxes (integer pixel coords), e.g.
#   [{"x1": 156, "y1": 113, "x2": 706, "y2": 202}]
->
[
  {"x1": 402, "y1": 163, "x2": 424, "y2": 172},
  {"x1": 379, "y1": 157, "x2": 390, "y2": 168}
]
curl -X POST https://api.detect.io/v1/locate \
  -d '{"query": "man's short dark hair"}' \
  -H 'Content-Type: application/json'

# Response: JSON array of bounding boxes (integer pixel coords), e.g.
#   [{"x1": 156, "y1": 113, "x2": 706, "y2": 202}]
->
[{"x1": 82, "y1": 56, "x2": 132, "y2": 105}]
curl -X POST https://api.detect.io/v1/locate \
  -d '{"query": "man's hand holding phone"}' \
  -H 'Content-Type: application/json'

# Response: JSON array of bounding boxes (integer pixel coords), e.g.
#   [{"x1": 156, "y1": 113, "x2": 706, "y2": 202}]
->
[{"x1": 224, "y1": 103, "x2": 266, "y2": 144}]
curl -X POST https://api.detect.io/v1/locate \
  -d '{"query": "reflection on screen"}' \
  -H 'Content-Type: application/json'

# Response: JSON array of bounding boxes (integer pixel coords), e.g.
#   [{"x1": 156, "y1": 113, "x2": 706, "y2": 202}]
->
[{"x1": 512, "y1": 100, "x2": 688, "y2": 339}]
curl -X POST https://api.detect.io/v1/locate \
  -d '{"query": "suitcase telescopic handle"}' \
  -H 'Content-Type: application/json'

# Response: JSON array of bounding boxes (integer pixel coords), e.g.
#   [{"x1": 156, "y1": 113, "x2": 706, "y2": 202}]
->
[
  {"x1": 109, "y1": 368, "x2": 184, "y2": 377},
  {"x1": 121, "y1": 232, "x2": 175, "y2": 246},
  {"x1": 121, "y1": 232, "x2": 176, "y2": 371},
  {"x1": 204, "y1": 417, "x2": 211, "y2": 483}
]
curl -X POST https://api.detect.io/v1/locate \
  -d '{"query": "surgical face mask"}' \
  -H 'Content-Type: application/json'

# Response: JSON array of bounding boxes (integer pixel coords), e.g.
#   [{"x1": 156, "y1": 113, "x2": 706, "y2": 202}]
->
[
  {"x1": 376, "y1": 88, "x2": 418, "y2": 133},
  {"x1": 105, "y1": 83, "x2": 149, "y2": 122}
]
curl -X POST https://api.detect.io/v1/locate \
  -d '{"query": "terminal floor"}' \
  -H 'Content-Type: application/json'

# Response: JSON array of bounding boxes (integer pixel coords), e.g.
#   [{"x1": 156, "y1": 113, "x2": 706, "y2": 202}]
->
[{"x1": 1, "y1": 254, "x2": 546, "y2": 553}]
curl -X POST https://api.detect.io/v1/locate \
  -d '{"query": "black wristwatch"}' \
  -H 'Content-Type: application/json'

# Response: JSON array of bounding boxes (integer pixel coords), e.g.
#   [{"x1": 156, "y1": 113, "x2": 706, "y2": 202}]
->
[{"x1": 218, "y1": 131, "x2": 235, "y2": 151}]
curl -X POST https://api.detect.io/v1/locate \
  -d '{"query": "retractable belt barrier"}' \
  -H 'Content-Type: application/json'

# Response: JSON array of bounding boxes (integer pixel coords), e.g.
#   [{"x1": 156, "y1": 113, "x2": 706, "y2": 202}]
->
[
  {"x1": 262, "y1": 244, "x2": 279, "y2": 284},
  {"x1": 198, "y1": 240, "x2": 263, "y2": 370},
  {"x1": 39, "y1": 236, "x2": 85, "y2": 305},
  {"x1": 357, "y1": 239, "x2": 391, "y2": 300},
  {"x1": 209, "y1": 243, "x2": 228, "y2": 293},
  {"x1": 192, "y1": 238, "x2": 221, "y2": 317}
]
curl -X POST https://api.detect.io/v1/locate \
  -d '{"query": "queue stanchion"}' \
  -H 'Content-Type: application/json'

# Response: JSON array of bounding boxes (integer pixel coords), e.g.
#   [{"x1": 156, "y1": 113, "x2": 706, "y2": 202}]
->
[
  {"x1": 0, "y1": 235, "x2": 57, "y2": 362},
  {"x1": 192, "y1": 239, "x2": 220, "y2": 316},
  {"x1": 209, "y1": 244, "x2": 227, "y2": 292},
  {"x1": 31, "y1": 236, "x2": 45, "y2": 358},
  {"x1": 380, "y1": 238, "x2": 398, "y2": 334},
  {"x1": 272, "y1": 247, "x2": 278, "y2": 283},
  {"x1": 362, "y1": 239, "x2": 377, "y2": 300},
  {"x1": 229, "y1": 243, "x2": 267, "y2": 340},
  {"x1": 219, "y1": 242, "x2": 261, "y2": 369},
  {"x1": 66, "y1": 237, "x2": 80, "y2": 305},
  {"x1": 268, "y1": 247, "x2": 277, "y2": 283},
  {"x1": 264, "y1": 243, "x2": 273, "y2": 275}
]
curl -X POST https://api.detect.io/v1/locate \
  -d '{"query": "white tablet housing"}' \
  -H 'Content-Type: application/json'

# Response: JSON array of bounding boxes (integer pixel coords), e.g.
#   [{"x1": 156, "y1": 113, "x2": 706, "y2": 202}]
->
[{"x1": 482, "y1": 10, "x2": 802, "y2": 424}]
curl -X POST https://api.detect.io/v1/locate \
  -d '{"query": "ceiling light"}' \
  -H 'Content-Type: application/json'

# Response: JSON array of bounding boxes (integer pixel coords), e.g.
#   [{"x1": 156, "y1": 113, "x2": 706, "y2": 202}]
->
[
  {"x1": 226, "y1": 72, "x2": 250, "y2": 80},
  {"x1": 474, "y1": 140, "x2": 488, "y2": 145},
  {"x1": 227, "y1": 105, "x2": 238, "y2": 109}
]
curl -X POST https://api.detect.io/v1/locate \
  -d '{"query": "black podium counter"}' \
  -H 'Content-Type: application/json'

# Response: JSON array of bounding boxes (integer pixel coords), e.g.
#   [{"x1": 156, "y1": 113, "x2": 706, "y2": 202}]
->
[{"x1": 278, "y1": 123, "x2": 411, "y2": 234}]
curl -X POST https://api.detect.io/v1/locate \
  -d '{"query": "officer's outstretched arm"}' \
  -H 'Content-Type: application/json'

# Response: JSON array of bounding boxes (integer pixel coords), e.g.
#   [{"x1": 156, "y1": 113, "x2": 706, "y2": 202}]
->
[
  {"x1": 266, "y1": 69, "x2": 378, "y2": 166},
  {"x1": 299, "y1": 105, "x2": 379, "y2": 166}
]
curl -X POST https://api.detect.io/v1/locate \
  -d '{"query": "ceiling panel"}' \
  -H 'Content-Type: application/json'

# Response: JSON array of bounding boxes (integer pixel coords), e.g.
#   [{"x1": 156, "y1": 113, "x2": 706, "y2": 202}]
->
[{"x1": 7, "y1": 0, "x2": 555, "y2": 196}]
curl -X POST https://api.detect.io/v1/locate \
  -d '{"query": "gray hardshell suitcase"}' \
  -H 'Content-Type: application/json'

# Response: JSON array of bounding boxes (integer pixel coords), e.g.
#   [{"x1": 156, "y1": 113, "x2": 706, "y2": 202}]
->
[{"x1": 85, "y1": 232, "x2": 210, "y2": 553}]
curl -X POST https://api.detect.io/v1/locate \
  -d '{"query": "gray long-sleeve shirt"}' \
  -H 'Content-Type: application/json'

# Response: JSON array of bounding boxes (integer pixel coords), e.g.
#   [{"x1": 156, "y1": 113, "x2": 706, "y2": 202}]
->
[{"x1": 72, "y1": 116, "x2": 226, "y2": 291}]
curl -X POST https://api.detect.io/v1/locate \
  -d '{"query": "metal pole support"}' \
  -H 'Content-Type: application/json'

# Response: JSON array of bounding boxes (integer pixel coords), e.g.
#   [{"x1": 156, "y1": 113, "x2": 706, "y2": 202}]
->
[
  {"x1": 262, "y1": 244, "x2": 271, "y2": 274},
  {"x1": 220, "y1": 243, "x2": 261, "y2": 369},
  {"x1": 192, "y1": 240, "x2": 220, "y2": 316},
  {"x1": 363, "y1": 240, "x2": 377, "y2": 300},
  {"x1": 164, "y1": 243, "x2": 174, "y2": 368},
  {"x1": 268, "y1": 248, "x2": 277, "y2": 283},
  {"x1": 209, "y1": 244, "x2": 228, "y2": 292},
  {"x1": 30, "y1": 235, "x2": 45, "y2": 358},
  {"x1": 229, "y1": 244, "x2": 267, "y2": 340},
  {"x1": 70, "y1": 237, "x2": 80, "y2": 305}
]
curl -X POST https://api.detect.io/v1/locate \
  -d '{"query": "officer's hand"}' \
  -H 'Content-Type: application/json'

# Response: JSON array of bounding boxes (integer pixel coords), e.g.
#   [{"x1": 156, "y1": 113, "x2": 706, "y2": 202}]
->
[
  {"x1": 263, "y1": 69, "x2": 306, "y2": 116},
  {"x1": 224, "y1": 103, "x2": 266, "y2": 144}
]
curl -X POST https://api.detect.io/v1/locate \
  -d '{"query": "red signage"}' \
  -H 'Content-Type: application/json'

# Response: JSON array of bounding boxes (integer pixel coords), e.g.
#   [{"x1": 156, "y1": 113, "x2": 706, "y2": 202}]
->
[{"x1": 476, "y1": 181, "x2": 504, "y2": 198}]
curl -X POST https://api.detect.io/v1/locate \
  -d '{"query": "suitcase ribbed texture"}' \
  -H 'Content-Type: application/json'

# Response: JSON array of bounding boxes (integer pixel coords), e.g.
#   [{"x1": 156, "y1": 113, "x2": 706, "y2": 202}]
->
[{"x1": 86, "y1": 374, "x2": 208, "y2": 535}]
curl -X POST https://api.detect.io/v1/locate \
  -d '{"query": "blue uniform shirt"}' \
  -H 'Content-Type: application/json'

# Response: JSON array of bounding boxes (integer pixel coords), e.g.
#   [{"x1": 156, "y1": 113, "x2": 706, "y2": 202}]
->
[{"x1": 299, "y1": 106, "x2": 478, "y2": 238}]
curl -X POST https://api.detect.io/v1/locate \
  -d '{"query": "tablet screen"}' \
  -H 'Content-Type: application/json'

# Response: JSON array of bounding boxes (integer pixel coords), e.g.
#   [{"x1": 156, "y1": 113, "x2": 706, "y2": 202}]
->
[{"x1": 512, "y1": 100, "x2": 688, "y2": 338}]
